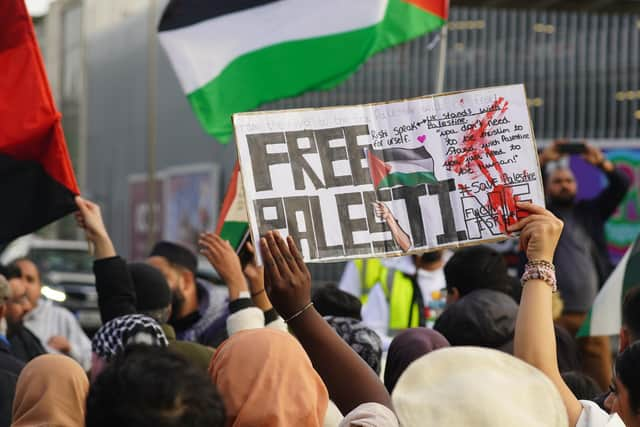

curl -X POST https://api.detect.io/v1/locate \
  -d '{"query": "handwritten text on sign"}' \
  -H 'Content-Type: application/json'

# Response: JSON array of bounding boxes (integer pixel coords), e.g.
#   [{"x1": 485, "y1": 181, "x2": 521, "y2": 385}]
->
[{"x1": 233, "y1": 84, "x2": 545, "y2": 263}]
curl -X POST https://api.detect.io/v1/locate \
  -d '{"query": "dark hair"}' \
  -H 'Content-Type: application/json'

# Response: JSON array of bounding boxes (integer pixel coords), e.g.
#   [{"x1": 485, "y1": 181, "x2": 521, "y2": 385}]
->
[
  {"x1": 312, "y1": 283, "x2": 362, "y2": 320},
  {"x1": 616, "y1": 342, "x2": 640, "y2": 415},
  {"x1": 444, "y1": 246, "x2": 511, "y2": 297},
  {"x1": 561, "y1": 371, "x2": 602, "y2": 400},
  {"x1": 622, "y1": 287, "x2": 640, "y2": 341},
  {"x1": 86, "y1": 345, "x2": 225, "y2": 427}
]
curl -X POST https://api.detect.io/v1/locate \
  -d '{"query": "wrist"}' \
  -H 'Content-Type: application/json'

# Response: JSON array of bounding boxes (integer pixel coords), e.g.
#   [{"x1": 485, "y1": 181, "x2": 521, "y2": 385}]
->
[
  {"x1": 94, "y1": 237, "x2": 116, "y2": 259},
  {"x1": 599, "y1": 160, "x2": 614, "y2": 173},
  {"x1": 227, "y1": 279, "x2": 249, "y2": 301}
]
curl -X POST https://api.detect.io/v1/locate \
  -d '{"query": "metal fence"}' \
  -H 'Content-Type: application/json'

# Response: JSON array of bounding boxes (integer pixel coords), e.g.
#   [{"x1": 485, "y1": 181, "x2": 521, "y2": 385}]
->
[{"x1": 77, "y1": 5, "x2": 640, "y2": 283}]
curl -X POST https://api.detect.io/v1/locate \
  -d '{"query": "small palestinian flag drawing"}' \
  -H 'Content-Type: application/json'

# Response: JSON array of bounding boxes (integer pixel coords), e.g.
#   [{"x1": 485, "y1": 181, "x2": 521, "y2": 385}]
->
[
  {"x1": 367, "y1": 146, "x2": 438, "y2": 189},
  {"x1": 0, "y1": 0, "x2": 79, "y2": 244},
  {"x1": 578, "y1": 234, "x2": 640, "y2": 337},
  {"x1": 158, "y1": 0, "x2": 448, "y2": 142},
  {"x1": 215, "y1": 163, "x2": 249, "y2": 250}
]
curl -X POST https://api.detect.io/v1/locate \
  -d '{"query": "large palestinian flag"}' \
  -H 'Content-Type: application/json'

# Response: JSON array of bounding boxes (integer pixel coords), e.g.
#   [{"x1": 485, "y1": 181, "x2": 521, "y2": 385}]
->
[
  {"x1": 578, "y1": 234, "x2": 640, "y2": 337},
  {"x1": 158, "y1": 0, "x2": 448, "y2": 142},
  {"x1": 0, "y1": 0, "x2": 79, "y2": 244},
  {"x1": 216, "y1": 163, "x2": 249, "y2": 250},
  {"x1": 367, "y1": 146, "x2": 438, "y2": 189}
]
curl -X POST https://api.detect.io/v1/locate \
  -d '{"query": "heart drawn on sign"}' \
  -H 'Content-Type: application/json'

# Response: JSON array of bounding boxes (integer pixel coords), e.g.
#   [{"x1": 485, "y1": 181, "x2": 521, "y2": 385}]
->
[{"x1": 417, "y1": 135, "x2": 426, "y2": 143}]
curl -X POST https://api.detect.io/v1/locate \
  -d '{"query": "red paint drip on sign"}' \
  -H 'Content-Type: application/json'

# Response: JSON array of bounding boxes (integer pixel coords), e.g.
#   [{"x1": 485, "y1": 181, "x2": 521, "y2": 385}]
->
[{"x1": 445, "y1": 98, "x2": 522, "y2": 233}]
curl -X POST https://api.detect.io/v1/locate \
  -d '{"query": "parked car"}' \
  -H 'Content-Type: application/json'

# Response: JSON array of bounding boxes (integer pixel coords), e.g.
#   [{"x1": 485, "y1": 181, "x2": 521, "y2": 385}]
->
[{"x1": 0, "y1": 235, "x2": 101, "y2": 334}]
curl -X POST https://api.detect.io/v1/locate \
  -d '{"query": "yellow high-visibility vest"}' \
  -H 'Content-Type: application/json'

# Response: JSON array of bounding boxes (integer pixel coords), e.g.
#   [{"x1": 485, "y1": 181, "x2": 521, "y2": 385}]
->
[{"x1": 354, "y1": 258, "x2": 422, "y2": 331}]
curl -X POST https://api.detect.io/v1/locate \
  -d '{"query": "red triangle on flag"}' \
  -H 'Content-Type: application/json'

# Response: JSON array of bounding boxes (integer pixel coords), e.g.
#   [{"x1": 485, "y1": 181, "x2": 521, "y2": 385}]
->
[
  {"x1": 367, "y1": 149, "x2": 392, "y2": 188},
  {"x1": 402, "y1": 0, "x2": 449, "y2": 20}
]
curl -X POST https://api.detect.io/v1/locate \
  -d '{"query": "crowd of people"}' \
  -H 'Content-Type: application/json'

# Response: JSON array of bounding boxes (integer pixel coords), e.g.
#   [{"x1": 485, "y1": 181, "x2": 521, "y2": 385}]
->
[{"x1": 0, "y1": 140, "x2": 637, "y2": 426}]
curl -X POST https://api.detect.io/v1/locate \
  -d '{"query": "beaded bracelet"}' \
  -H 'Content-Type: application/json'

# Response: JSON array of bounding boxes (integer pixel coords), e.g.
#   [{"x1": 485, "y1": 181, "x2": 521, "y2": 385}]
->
[
  {"x1": 521, "y1": 260, "x2": 557, "y2": 292},
  {"x1": 285, "y1": 301, "x2": 314, "y2": 323}
]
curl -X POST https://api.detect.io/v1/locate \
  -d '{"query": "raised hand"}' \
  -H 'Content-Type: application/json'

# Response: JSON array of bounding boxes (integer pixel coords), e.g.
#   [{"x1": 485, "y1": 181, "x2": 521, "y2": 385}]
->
[
  {"x1": 260, "y1": 231, "x2": 311, "y2": 320},
  {"x1": 507, "y1": 202, "x2": 563, "y2": 263},
  {"x1": 199, "y1": 233, "x2": 247, "y2": 299},
  {"x1": 74, "y1": 196, "x2": 115, "y2": 259},
  {"x1": 539, "y1": 139, "x2": 566, "y2": 165}
]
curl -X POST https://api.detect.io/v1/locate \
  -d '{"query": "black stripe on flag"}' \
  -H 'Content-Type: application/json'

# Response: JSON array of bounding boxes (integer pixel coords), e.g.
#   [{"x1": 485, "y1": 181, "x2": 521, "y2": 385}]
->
[
  {"x1": 374, "y1": 146, "x2": 433, "y2": 163},
  {"x1": 158, "y1": 0, "x2": 283, "y2": 32}
]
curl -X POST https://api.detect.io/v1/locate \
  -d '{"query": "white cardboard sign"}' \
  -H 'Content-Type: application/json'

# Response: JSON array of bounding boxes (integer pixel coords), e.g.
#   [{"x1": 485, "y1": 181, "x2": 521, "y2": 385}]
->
[{"x1": 234, "y1": 84, "x2": 544, "y2": 263}]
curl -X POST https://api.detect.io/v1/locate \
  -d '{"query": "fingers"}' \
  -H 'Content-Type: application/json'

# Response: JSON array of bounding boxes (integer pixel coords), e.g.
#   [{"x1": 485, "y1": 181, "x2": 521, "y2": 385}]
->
[
  {"x1": 260, "y1": 235, "x2": 281, "y2": 284},
  {"x1": 507, "y1": 214, "x2": 548, "y2": 232},
  {"x1": 514, "y1": 201, "x2": 551, "y2": 216},
  {"x1": 245, "y1": 241, "x2": 255, "y2": 256},
  {"x1": 267, "y1": 231, "x2": 293, "y2": 277},
  {"x1": 287, "y1": 235, "x2": 307, "y2": 274}
]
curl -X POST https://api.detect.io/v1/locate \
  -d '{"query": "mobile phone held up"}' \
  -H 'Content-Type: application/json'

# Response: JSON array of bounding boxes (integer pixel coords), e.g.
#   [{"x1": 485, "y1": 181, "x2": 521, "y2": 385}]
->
[{"x1": 557, "y1": 141, "x2": 587, "y2": 154}]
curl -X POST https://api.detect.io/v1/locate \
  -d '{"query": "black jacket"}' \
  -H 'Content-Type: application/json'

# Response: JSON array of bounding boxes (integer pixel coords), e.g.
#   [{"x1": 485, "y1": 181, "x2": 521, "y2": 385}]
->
[
  {"x1": 0, "y1": 339, "x2": 24, "y2": 427},
  {"x1": 7, "y1": 325, "x2": 46, "y2": 363}
]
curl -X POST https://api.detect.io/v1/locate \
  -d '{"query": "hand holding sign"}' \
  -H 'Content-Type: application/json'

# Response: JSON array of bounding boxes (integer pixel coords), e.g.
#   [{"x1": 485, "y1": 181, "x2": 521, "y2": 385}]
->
[{"x1": 507, "y1": 202, "x2": 563, "y2": 262}]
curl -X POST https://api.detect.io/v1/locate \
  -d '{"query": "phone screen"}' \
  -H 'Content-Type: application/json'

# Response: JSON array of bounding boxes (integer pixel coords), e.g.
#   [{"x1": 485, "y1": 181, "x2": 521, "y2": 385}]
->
[{"x1": 558, "y1": 142, "x2": 586, "y2": 154}]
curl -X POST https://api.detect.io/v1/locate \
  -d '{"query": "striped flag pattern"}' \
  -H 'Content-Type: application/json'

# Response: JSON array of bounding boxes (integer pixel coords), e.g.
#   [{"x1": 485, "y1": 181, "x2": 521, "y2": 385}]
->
[{"x1": 158, "y1": 0, "x2": 448, "y2": 142}]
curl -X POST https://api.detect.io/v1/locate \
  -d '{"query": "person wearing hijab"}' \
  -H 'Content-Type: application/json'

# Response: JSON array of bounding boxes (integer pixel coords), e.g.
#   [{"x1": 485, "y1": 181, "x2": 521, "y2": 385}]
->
[
  {"x1": 384, "y1": 328, "x2": 450, "y2": 394},
  {"x1": 12, "y1": 354, "x2": 89, "y2": 427},
  {"x1": 210, "y1": 328, "x2": 328, "y2": 427},
  {"x1": 90, "y1": 314, "x2": 168, "y2": 382}
]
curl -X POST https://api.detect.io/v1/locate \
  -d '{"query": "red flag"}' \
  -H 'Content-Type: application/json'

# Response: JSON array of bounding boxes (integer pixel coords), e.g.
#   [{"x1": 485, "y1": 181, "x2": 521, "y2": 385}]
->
[
  {"x1": 366, "y1": 149, "x2": 392, "y2": 188},
  {"x1": 0, "y1": 0, "x2": 79, "y2": 243}
]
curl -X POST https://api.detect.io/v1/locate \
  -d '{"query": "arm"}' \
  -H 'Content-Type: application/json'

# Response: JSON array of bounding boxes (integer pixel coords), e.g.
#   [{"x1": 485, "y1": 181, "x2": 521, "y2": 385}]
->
[
  {"x1": 375, "y1": 202, "x2": 411, "y2": 252},
  {"x1": 581, "y1": 144, "x2": 631, "y2": 220},
  {"x1": 75, "y1": 197, "x2": 137, "y2": 322},
  {"x1": 261, "y1": 232, "x2": 393, "y2": 415},
  {"x1": 509, "y1": 202, "x2": 583, "y2": 426}
]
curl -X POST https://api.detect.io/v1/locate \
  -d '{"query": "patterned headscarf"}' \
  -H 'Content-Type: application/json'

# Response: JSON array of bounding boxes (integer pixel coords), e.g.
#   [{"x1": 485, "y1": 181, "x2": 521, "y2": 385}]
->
[
  {"x1": 324, "y1": 316, "x2": 383, "y2": 374},
  {"x1": 91, "y1": 314, "x2": 168, "y2": 362}
]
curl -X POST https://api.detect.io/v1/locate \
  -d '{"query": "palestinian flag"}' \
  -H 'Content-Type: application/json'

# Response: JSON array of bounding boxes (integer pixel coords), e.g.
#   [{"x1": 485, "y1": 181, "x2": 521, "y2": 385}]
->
[
  {"x1": 215, "y1": 162, "x2": 249, "y2": 250},
  {"x1": 158, "y1": 0, "x2": 448, "y2": 142},
  {"x1": 367, "y1": 146, "x2": 438, "y2": 189},
  {"x1": 0, "y1": 0, "x2": 79, "y2": 244},
  {"x1": 578, "y1": 234, "x2": 640, "y2": 337}
]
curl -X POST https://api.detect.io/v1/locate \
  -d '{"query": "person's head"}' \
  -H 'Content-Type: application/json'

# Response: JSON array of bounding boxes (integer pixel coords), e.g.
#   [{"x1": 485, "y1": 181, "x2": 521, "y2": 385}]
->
[
  {"x1": 392, "y1": 347, "x2": 568, "y2": 426},
  {"x1": 621, "y1": 287, "x2": 640, "y2": 352},
  {"x1": 0, "y1": 274, "x2": 11, "y2": 322},
  {"x1": 128, "y1": 262, "x2": 172, "y2": 323},
  {"x1": 0, "y1": 264, "x2": 32, "y2": 327},
  {"x1": 414, "y1": 251, "x2": 444, "y2": 271},
  {"x1": 13, "y1": 258, "x2": 41, "y2": 307},
  {"x1": 210, "y1": 329, "x2": 328, "y2": 427},
  {"x1": 86, "y1": 345, "x2": 225, "y2": 427},
  {"x1": 324, "y1": 316, "x2": 382, "y2": 374},
  {"x1": 434, "y1": 289, "x2": 518, "y2": 353},
  {"x1": 444, "y1": 246, "x2": 511, "y2": 305},
  {"x1": 606, "y1": 342, "x2": 640, "y2": 427},
  {"x1": 384, "y1": 328, "x2": 450, "y2": 394},
  {"x1": 546, "y1": 167, "x2": 577, "y2": 206},
  {"x1": 147, "y1": 241, "x2": 198, "y2": 319},
  {"x1": 12, "y1": 354, "x2": 89, "y2": 427},
  {"x1": 312, "y1": 284, "x2": 362, "y2": 320},
  {"x1": 90, "y1": 314, "x2": 168, "y2": 383},
  {"x1": 561, "y1": 371, "x2": 602, "y2": 400}
]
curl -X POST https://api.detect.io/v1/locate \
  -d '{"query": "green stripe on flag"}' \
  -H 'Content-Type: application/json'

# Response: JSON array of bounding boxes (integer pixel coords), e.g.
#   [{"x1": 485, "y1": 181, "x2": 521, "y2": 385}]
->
[
  {"x1": 219, "y1": 221, "x2": 249, "y2": 250},
  {"x1": 187, "y1": 0, "x2": 444, "y2": 142},
  {"x1": 377, "y1": 171, "x2": 437, "y2": 189},
  {"x1": 577, "y1": 309, "x2": 592, "y2": 338}
]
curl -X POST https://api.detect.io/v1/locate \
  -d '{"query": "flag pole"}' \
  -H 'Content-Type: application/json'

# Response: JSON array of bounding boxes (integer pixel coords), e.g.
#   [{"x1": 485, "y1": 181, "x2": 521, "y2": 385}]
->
[
  {"x1": 146, "y1": 0, "x2": 158, "y2": 251},
  {"x1": 434, "y1": 23, "x2": 448, "y2": 94}
]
